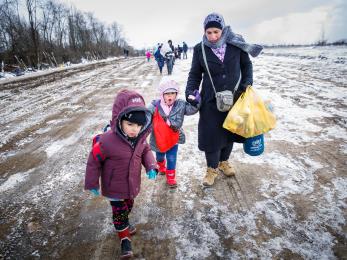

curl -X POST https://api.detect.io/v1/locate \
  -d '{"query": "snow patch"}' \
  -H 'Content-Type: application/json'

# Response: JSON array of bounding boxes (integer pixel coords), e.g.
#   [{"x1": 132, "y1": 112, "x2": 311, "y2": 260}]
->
[
  {"x1": 45, "y1": 133, "x2": 81, "y2": 157},
  {"x1": 0, "y1": 169, "x2": 34, "y2": 192}
]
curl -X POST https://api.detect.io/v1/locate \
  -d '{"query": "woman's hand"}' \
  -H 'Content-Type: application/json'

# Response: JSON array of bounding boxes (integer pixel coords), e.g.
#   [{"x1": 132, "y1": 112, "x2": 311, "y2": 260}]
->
[
  {"x1": 239, "y1": 84, "x2": 251, "y2": 93},
  {"x1": 187, "y1": 90, "x2": 201, "y2": 107}
]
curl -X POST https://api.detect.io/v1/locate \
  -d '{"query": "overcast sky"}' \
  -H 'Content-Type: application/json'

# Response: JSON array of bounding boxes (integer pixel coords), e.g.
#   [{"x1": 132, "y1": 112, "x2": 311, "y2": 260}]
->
[{"x1": 60, "y1": 0, "x2": 347, "y2": 49}]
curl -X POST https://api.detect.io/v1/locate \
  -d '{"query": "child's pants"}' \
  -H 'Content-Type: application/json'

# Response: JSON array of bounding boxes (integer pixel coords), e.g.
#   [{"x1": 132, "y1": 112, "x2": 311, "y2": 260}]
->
[
  {"x1": 110, "y1": 199, "x2": 134, "y2": 231},
  {"x1": 205, "y1": 142, "x2": 234, "y2": 169},
  {"x1": 156, "y1": 144, "x2": 178, "y2": 170}
]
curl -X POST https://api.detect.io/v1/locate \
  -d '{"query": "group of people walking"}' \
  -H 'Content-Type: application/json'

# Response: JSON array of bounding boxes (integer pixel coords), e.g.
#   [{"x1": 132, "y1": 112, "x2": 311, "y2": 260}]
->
[
  {"x1": 153, "y1": 40, "x2": 188, "y2": 75},
  {"x1": 85, "y1": 12, "x2": 262, "y2": 259}
]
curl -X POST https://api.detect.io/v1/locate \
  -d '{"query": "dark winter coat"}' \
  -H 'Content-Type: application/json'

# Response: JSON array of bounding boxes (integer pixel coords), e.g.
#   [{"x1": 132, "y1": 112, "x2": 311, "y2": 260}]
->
[
  {"x1": 185, "y1": 43, "x2": 253, "y2": 152},
  {"x1": 154, "y1": 49, "x2": 165, "y2": 68},
  {"x1": 85, "y1": 89, "x2": 157, "y2": 199},
  {"x1": 183, "y1": 43, "x2": 188, "y2": 52}
]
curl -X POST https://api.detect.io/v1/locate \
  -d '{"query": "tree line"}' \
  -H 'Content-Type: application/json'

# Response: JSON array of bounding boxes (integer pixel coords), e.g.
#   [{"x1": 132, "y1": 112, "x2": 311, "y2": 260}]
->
[
  {"x1": 262, "y1": 40, "x2": 347, "y2": 49},
  {"x1": 0, "y1": 0, "x2": 133, "y2": 70}
]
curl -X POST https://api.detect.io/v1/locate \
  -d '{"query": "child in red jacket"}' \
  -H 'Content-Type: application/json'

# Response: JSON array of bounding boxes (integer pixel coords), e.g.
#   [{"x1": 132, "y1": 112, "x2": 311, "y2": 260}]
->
[
  {"x1": 85, "y1": 89, "x2": 157, "y2": 259},
  {"x1": 148, "y1": 78, "x2": 200, "y2": 188}
]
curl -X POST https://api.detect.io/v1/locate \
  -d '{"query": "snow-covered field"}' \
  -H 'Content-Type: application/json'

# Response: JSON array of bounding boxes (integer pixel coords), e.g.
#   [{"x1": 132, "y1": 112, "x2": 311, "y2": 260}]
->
[{"x1": 0, "y1": 46, "x2": 346, "y2": 259}]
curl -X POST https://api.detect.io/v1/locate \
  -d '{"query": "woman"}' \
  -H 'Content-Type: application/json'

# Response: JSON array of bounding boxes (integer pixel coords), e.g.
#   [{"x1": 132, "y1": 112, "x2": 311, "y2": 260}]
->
[{"x1": 185, "y1": 12, "x2": 263, "y2": 186}]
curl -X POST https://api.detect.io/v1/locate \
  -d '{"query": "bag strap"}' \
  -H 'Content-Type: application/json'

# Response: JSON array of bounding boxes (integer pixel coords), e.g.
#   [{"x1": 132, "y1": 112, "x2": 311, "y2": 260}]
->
[
  {"x1": 201, "y1": 42, "x2": 217, "y2": 95},
  {"x1": 154, "y1": 101, "x2": 168, "y2": 122},
  {"x1": 201, "y1": 41, "x2": 242, "y2": 95}
]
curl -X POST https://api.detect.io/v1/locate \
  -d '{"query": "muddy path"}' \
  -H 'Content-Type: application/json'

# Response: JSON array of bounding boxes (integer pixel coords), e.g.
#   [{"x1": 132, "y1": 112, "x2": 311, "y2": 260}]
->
[
  {"x1": 0, "y1": 57, "x2": 162, "y2": 259},
  {"x1": 1, "y1": 48, "x2": 346, "y2": 259}
]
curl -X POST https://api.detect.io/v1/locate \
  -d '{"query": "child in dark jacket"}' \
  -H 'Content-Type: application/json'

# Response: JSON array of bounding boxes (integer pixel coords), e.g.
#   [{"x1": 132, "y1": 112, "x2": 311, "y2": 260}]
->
[
  {"x1": 148, "y1": 78, "x2": 200, "y2": 188},
  {"x1": 85, "y1": 89, "x2": 158, "y2": 259}
]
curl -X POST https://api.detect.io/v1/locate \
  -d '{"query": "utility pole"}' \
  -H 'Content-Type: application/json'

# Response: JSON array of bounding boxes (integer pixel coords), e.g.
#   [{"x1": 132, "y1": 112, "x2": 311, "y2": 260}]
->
[{"x1": 318, "y1": 23, "x2": 327, "y2": 46}]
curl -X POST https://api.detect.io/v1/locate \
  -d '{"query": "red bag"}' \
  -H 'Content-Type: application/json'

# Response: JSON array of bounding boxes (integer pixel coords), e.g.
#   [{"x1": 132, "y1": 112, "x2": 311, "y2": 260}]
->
[{"x1": 153, "y1": 107, "x2": 179, "y2": 152}]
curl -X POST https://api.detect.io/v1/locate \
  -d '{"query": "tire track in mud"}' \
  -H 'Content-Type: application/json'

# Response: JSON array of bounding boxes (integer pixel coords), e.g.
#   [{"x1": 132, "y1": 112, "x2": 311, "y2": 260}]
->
[
  {"x1": 0, "y1": 58, "x2": 146, "y2": 174},
  {"x1": 0, "y1": 59, "x2": 141, "y2": 126},
  {"x1": 0, "y1": 59, "x2": 124, "y2": 91},
  {"x1": 0, "y1": 58, "x2": 145, "y2": 168},
  {"x1": 224, "y1": 176, "x2": 251, "y2": 212}
]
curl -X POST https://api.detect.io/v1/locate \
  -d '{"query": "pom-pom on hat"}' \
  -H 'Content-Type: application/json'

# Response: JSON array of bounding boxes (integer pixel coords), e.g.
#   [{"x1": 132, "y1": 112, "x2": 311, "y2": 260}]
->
[
  {"x1": 203, "y1": 12, "x2": 225, "y2": 31},
  {"x1": 121, "y1": 110, "x2": 146, "y2": 126}
]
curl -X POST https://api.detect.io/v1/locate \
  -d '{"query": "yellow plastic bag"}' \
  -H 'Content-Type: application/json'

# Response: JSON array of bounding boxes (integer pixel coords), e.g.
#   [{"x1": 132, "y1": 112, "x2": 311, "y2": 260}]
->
[{"x1": 223, "y1": 86, "x2": 276, "y2": 138}]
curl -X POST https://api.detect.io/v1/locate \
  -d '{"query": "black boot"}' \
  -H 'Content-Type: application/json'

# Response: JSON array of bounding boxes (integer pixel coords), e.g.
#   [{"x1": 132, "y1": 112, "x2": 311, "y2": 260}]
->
[{"x1": 120, "y1": 238, "x2": 133, "y2": 259}]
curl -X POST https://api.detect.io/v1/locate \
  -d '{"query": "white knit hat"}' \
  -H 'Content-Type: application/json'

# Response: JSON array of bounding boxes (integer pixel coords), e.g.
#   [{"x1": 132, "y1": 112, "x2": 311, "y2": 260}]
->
[{"x1": 158, "y1": 77, "x2": 179, "y2": 95}]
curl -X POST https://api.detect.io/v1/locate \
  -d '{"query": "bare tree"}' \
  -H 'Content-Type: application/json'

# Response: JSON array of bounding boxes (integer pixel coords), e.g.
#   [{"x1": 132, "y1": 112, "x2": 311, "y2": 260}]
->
[
  {"x1": 26, "y1": 0, "x2": 41, "y2": 67},
  {"x1": 0, "y1": 0, "x2": 131, "y2": 68}
]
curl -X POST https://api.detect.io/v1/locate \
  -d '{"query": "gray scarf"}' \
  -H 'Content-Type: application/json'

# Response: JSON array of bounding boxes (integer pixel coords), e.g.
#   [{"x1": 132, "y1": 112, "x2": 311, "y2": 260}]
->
[{"x1": 202, "y1": 26, "x2": 263, "y2": 57}]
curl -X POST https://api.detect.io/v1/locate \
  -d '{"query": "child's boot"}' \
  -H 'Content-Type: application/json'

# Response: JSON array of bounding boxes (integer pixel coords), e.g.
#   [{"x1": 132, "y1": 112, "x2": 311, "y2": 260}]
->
[
  {"x1": 166, "y1": 169, "x2": 177, "y2": 188},
  {"x1": 157, "y1": 160, "x2": 166, "y2": 175},
  {"x1": 118, "y1": 227, "x2": 133, "y2": 259},
  {"x1": 218, "y1": 161, "x2": 236, "y2": 177},
  {"x1": 202, "y1": 167, "x2": 219, "y2": 186}
]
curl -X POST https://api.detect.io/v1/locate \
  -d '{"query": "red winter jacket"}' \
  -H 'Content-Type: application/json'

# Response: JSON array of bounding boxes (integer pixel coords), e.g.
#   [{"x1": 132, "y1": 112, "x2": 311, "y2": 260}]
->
[{"x1": 85, "y1": 89, "x2": 157, "y2": 199}]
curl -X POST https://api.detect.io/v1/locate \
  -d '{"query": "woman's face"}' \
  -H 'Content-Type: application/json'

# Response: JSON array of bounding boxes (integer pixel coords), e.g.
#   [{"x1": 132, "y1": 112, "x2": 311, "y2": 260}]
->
[
  {"x1": 163, "y1": 92, "x2": 177, "y2": 106},
  {"x1": 205, "y1": 27, "x2": 223, "y2": 43}
]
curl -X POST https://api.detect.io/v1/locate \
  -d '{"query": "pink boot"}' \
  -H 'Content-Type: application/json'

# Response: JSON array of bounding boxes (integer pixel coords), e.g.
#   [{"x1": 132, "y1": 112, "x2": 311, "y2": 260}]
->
[
  {"x1": 157, "y1": 160, "x2": 166, "y2": 175},
  {"x1": 166, "y1": 169, "x2": 177, "y2": 188}
]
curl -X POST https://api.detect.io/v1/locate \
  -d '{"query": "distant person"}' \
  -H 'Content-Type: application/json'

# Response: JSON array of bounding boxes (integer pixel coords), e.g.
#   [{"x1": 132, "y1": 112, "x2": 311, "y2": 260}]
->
[
  {"x1": 154, "y1": 44, "x2": 165, "y2": 74},
  {"x1": 148, "y1": 78, "x2": 200, "y2": 188},
  {"x1": 167, "y1": 39, "x2": 176, "y2": 65},
  {"x1": 160, "y1": 40, "x2": 175, "y2": 75},
  {"x1": 124, "y1": 48, "x2": 129, "y2": 58},
  {"x1": 85, "y1": 89, "x2": 158, "y2": 259},
  {"x1": 168, "y1": 39, "x2": 175, "y2": 52},
  {"x1": 182, "y1": 41, "x2": 188, "y2": 59},
  {"x1": 177, "y1": 45, "x2": 183, "y2": 59},
  {"x1": 145, "y1": 50, "x2": 151, "y2": 62},
  {"x1": 153, "y1": 43, "x2": 161, "y2": 55},
  {"x1": 185, "y1": 12, "x2": 263, "y2": 186}
]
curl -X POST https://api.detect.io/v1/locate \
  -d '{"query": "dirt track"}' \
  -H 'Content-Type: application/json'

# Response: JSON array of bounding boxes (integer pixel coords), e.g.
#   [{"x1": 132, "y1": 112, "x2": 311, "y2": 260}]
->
[{"x1": 0, "y1": 50, "x2": 346, "y2": 259}]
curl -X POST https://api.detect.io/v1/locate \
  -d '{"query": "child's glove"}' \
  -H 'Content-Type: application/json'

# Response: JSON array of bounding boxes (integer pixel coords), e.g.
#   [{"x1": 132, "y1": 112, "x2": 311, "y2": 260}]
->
[
  {"x1": 90, "y1": 188, "x2": 100, "y2": 196},
  {"x1": 146, "y1": 169, "x2": 158, "y2": 180}
]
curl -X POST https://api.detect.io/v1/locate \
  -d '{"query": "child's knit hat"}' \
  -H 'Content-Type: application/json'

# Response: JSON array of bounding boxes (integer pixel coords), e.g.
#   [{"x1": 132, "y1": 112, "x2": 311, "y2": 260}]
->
[
  {"x1": 121, "y1": 110, "x2": 146, "y2": 126},
  {"x1": 203, "y1": 12, "x2": 225, "y2": 31},
  {"x1": 158, "y1": 77, "x2": 179, "y2": 95}
]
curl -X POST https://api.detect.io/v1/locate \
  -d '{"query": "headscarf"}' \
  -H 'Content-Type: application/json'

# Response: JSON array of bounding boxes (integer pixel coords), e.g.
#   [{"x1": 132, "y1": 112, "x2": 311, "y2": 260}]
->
[{"x1": 202, "y1": 12, "x2": 263, "y2": 57}]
